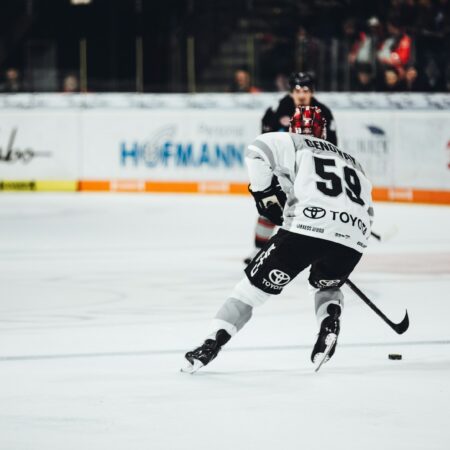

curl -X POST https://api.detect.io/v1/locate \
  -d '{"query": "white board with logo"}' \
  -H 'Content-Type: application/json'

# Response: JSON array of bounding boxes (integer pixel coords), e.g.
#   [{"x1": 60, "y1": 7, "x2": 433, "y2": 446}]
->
[
  {"x1": 80, "y1": 109, "x2": 260, "y2": 181},
  {"x1": 0, "y1": 94, "x2": 449, "y2": 196},
  {"x1": 0, "y1": 110, "x2": 80, "y2": 179},
  {"x1": 335, "y1": 111, "x2": 450, "y2": 190}
]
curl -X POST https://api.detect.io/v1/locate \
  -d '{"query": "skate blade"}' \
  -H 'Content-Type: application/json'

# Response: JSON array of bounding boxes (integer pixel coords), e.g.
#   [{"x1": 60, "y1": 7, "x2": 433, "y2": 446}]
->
[
  {"x1": 180, "y1": 359, "x2": 204, "y2": 374},
  {"x1": 314, "y1": 334, "x2": 337, "y2": 373}
]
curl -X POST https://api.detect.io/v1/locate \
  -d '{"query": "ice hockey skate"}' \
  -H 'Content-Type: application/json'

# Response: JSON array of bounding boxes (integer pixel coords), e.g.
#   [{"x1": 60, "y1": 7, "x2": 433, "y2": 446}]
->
[
  {"x1": 181, "y1": 329, "x2": 231, "y2": 374},
  {"x1": 312, "y1": 304, "x2": 341, "y2": 372}
]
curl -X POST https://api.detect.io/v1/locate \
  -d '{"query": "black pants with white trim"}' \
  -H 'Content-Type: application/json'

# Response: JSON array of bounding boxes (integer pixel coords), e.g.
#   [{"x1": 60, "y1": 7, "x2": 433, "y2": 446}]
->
[{"x1": 245, "y1": 229, "x2": 362, "y2": 295}]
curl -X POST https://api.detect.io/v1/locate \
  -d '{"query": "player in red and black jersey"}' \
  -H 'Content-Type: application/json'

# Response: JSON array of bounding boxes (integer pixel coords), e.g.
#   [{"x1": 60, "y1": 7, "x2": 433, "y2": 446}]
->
[{"x1": 262, "y1": 72, "x2": 337, "y2": 145}]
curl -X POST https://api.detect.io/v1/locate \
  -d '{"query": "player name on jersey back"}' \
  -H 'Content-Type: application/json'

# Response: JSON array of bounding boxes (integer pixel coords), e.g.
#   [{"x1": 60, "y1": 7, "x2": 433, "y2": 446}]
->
[
  {"x1": 284, "y1": 134, "x2": 372, "y2": 252},
  {"x1": 291, "y1": 134, "x2": 365, "y2": 173}
]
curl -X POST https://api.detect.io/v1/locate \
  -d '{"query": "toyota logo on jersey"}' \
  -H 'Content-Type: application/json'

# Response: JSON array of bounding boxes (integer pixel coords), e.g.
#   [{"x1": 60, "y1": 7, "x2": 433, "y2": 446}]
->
[
  {"x1": 303, "y1": 206, "x2": 326, "y2": 219},
  {"x1": 268, "y1": 269, "x2": 291, "y2": 286}
]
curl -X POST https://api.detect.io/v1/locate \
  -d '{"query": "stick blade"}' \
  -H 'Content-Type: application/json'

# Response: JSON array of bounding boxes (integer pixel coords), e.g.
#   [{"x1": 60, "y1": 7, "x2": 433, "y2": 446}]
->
[{"x1": 393, "y1": 310, "x2": 409, "y2": 334}]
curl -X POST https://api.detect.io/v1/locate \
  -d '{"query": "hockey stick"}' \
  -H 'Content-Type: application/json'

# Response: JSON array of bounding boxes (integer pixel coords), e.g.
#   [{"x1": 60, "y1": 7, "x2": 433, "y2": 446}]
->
[
  {"x1": 370, "y1": 231, "x2": 382, "y2": 240},
  {"x1": 345, "y1": 279, "x2": 409, "y2": 334}
]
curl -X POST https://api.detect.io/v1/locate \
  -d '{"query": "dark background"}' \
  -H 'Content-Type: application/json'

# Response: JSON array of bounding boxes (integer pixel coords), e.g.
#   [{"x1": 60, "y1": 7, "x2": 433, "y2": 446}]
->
[{"x1": 0, "y1": 0, "x2": 448, "y2": 92}]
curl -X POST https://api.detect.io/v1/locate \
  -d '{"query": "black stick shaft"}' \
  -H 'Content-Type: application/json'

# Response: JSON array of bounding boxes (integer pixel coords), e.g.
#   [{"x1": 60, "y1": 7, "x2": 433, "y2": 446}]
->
[
  {"x1": 370, "y1": 231, "x2": 381, "y2": 240},
  {"x1": 345, "y1": 279, "x2": 409, "y2": 334}
]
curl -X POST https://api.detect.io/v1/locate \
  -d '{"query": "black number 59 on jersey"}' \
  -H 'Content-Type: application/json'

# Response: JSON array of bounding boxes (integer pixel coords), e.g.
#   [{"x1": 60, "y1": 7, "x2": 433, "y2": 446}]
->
[{"x1": 313, "y1": 157, "x2": 365, "y2": 206}]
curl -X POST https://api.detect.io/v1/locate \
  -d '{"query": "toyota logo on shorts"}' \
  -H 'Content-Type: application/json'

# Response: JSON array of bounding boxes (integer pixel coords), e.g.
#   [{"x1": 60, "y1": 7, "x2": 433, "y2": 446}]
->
[
  {"x1": 268, "y1": 269, "x2": 291, "y2": 286},
  {"x1": 303, "y1": 206, "x2": 326, "y2": 219},
  {"x1": 318, "y1": 279, "x2": 340, "y2": 287}
]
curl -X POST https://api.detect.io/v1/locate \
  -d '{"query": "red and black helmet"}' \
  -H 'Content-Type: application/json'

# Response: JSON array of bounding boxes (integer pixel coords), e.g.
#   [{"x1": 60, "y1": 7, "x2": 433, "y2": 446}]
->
[{"x1": 289, "y1": 105, "x2": 327, "y2": 140}]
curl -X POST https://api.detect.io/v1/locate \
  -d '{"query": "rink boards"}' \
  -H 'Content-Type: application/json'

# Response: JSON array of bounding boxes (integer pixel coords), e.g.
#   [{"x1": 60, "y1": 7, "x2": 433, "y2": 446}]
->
[{"x1": 0, "y1": 93, "x2": 449, "y2": 204}]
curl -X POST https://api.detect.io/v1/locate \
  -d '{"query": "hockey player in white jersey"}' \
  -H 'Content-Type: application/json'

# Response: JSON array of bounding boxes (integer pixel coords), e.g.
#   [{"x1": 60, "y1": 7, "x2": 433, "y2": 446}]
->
[{"x1": 183, "y1": 106, "x2": 374, "y2": 372}]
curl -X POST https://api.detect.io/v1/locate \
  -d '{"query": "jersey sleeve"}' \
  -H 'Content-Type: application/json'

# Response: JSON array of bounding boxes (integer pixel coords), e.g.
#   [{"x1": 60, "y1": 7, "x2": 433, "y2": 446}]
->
[{"x1": 245, "y1": 135, "x2": 276, "y2": 191}]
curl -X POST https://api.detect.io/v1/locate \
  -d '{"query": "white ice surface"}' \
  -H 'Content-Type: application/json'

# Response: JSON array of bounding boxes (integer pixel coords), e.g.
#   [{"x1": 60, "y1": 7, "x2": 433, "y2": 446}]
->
[{"x1": 0, "y1": 193, "x2": 449, "y2": 450}]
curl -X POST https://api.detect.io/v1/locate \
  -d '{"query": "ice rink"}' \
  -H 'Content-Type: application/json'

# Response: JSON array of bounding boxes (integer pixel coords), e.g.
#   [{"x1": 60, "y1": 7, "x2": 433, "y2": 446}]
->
[{"x1": 0, "y1": 193, "x2": 449, "y2": 450}]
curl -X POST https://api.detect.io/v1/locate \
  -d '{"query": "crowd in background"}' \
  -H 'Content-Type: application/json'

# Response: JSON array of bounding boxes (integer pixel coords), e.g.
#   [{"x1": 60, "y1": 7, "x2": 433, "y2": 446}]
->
[
  {"x1": 0, "y1": 68, "x2": 80, "y2": 93},
  {"x1": 0, "y1": 0, "x2": 448, "y2": 94},
  {"x1": 233, "y1": 0, "x2": 450, "y2": 93},
  {"x1": 344, "y1": 0, "x2": 448, "y2": 92}
]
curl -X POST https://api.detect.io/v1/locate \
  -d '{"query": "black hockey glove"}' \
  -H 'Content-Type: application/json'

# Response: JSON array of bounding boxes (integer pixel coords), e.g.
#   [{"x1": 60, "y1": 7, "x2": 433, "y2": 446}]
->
[{"x1": 249, "y1": 177, "x2": 287, "y2": 226}]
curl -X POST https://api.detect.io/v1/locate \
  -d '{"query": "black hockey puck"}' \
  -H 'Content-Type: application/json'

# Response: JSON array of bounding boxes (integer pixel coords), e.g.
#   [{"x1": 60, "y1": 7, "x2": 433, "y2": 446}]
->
[{"x1": 388, "y1": 354, "x2": 402, "y2": 360}]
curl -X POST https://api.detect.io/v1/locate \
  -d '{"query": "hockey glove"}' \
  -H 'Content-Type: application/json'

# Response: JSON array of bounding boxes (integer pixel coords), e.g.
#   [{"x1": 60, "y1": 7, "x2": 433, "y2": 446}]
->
[{"x1": 249, "y1": 177, "x2": 287, "y2": 226}]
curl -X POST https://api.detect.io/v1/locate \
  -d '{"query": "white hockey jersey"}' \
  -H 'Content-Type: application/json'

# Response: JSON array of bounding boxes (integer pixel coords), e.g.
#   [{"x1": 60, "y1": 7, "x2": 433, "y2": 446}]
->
[{"x1": 246, "y1": 132, "x2": 373, "y2": 253}]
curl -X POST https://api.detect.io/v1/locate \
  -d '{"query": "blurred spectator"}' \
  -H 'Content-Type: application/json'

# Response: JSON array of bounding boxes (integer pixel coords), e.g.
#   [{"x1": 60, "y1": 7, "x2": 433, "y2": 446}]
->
[
  {"x1": 229, "y1": 68, "x2": 261, "y2": 93},
  {"x1": 345, "y1": 18, "x2": 372, "y2": 67},
  {"x1": 354, "y1": 63, "x2": 376, "y2": 91},
  {"x1": 404, "y1": 64, "x2": 431, "y2": 92},
  {"x1": 344, "y1": 17, "x2": 383, "y2": 91},
  {"x1": 366, "y1": 16, "x2": 385, "y2": 63},
  {"x1": 343, "y1": 16, "x2": 383, "y2": 65},
  {"x1": 367, "y1": 15, "x2": 384, "y2": 40},
  {"x1": 377, "y1": 15, "x2": 412, "y2": 76},
  {"x1": 0, "y1": 67, "x2": 23, "y2": 93},
  {"x1": 62, "y1": 74, "x2": 80, "y2": 93},
  {"x1": 274, "y1": 73, "x2": 289, "y2": 92},
  {"x1": 382, "y1": 66, "x2": 405, "y2": 92}
]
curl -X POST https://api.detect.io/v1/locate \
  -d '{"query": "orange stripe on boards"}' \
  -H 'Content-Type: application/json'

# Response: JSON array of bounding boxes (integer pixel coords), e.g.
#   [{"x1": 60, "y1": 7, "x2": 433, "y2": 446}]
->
[
  {"x1": 78, "y1": 180, "x2": 110, "y2": 191},
  {"x1": 112, "y1": 180, "x2": 146, "y2": 192},
  {"x1": 146, "y1": 181, "x2": 249, "y2": 195},
  {"x1": 411, "y1": 189, "x2": 450, "y2": 204},
  {"x1": 146, "y1": 181, "x2": 198, "y2": 193},
  {"x1": 372, "y1": 187, "x2": 450, "y2": 205},
  {"x1": 77, "y1": 181, "x2": 450, "y2": 205},
  {"x1": 229, "y1": 183, "x2": 250, "y2": 195},
  {"x1": 78, "y1": 180, "x2": 246, "y2": 195}
]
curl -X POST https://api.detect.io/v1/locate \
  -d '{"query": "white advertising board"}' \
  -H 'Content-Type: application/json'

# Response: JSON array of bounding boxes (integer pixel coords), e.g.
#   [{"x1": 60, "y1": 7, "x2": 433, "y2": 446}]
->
[
  {"x1": 335, "y1": 111, "x2": 450, "y2": 190},
  {"x1": 80, "y1": 108, "x2": 450, "y2": 190},
  {"x1": 392, "y1": 112, "x2": 449, "y2": 189},
  {"x1": 0, "y1": 110, "x2": 80, "y2": 179},
  {"x1": 80, "y1": 109, "x2": 260, "y2": 181}
]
